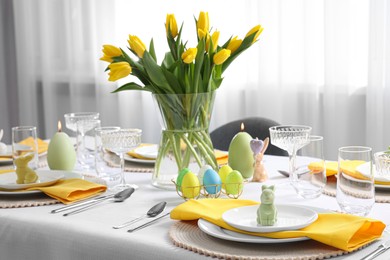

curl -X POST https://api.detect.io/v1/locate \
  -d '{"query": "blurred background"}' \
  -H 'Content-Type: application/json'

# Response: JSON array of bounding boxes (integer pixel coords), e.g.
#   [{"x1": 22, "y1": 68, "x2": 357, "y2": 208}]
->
[{"x1": 0, "y1": 0, "x2": 389, "y2": 159}]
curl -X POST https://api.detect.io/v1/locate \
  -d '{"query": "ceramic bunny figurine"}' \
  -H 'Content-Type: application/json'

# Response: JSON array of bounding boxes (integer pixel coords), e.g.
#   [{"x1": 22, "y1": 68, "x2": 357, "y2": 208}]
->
[
  {"x1": 257, "y1": 185, "x2": 277, "y2": 226},
  {"x1": 251, "y1": 137, "x2": 269, "y2": 182},
  {"x1": 15, "y1": 153, "x2": 38, "y2": 184}
]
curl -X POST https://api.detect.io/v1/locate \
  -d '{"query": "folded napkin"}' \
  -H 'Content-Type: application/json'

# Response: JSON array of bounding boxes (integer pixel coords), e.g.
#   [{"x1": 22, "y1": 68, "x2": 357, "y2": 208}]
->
[
  {"x1": 0, "y1": 138, "x2": 48, "y2": 161},
  {"x1": 26, "y1": 179, "x2": 107, "y2": 204},
  {"x1": 170, "y1": 199, "x2": 385, "y2": 252},
  {"x1": 309, "y1": 160, "x2": 390, "y2": 185},
  {"x1": 0, "y1": 169, "x2": 14, "y2": 174}
]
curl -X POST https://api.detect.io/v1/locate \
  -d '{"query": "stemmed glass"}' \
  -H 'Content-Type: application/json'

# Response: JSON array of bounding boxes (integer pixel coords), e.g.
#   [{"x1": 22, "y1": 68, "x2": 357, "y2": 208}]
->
[
  {"x1": 101, "y1": 128, "x2": 142, "y2": 191},
  {"x1": 269, "y1": 125, "x2": 312, "y2": 185},
  {"x1": 64, "y1": 112, "x2": 100, "y2": 169}
]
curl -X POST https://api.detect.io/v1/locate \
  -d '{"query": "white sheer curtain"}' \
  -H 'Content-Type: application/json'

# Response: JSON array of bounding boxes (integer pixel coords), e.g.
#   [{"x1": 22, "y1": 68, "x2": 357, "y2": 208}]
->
[{"x1": 8, "y1": 0, "x2": 390, "y2": 159}]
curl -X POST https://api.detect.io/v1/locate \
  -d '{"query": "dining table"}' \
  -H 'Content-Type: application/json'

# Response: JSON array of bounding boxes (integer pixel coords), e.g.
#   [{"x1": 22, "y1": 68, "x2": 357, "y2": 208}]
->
[{"x1": 1, "y1": 154, "x2": 390, "y2": 260}]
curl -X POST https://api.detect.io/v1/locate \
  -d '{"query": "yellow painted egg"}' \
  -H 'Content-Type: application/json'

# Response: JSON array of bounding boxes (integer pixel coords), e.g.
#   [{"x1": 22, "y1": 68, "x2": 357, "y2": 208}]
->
[
  {"x1": 181, "y1": 172, "x2": 200, "y2": 199},
  {"x1": 218, "y1": 165, "x2": 233, "y2": 189},
  {"x1": 176, "y1": 168, "x2": 191, "y2": 191},
  {"x1": 225, "y1": 170, "x2": 244, "y2": 195}
]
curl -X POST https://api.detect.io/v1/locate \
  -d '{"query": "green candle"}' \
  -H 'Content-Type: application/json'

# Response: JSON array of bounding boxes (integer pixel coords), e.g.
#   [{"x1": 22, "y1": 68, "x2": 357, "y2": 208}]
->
[
  {"x1": 47, "y1": 121, "x2": 76, "y2": 171},
  {"x1": 228, "y1": 123, "x2": 254, "y2": 179}
]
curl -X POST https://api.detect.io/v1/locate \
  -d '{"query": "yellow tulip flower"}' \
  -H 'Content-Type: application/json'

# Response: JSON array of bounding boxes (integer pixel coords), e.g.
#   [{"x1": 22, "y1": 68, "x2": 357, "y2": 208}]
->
[
  {"x1": 181, "y1": 48, "x2": 198, "y2": 64},
  {"x1": 128, "y1": 35, "x2": 146, "y2": 58},
  {"x1": 100, "y1": 45, "x2": 122, "y2": 63},
  {"x1": 206, "y1": 31, "x2": 220, "y2": 52},
  {"x1": 108, "y1": 62, "x2": 132, "y2": 81},
  {"x1": 227, "y1": 36, "x2": 243, "y2": 53},
  {"x1": 197, "y1": 11, "x2": 209, "y2": 36},
  {"x1": 197, "y1": 29, "x2": 207, "y2": 40},
  {"x1": 245, "y1": 25, "x2": 264, "y2": 43},
  {"x1": 213, "y1": 49, "x2": 231, "y2": 65},
  {"x1": 165, "y1": 14, "x2": 178, "y2": 38}
]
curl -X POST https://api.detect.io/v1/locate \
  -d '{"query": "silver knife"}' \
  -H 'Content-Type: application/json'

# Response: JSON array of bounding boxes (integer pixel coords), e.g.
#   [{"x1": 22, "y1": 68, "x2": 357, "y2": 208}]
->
[
  {"x1": 361, "y1": 240, "x2": 390, "y2": 260},
  {"x1": 63, "y1": 187, "x2": 135, "y2": 216},
  {"x1": 51, "y1": 193, "x2": 116, "y2": 214}
]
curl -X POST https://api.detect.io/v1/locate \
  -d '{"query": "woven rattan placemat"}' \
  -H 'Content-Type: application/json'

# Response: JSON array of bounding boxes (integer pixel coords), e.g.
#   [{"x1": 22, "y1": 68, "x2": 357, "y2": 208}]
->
[
  {"x1": 323, "y1": 176, "x2": 390, "y2": 203},
  {"x1": 169, "y1": 220, "x2": 368, "y2": 260}
]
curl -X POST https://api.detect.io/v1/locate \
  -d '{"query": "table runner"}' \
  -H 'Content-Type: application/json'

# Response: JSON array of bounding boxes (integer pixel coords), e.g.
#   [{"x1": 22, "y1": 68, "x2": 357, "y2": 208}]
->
[{"x1": 169, "y1": 221, "x2": 372, "y2": 260}]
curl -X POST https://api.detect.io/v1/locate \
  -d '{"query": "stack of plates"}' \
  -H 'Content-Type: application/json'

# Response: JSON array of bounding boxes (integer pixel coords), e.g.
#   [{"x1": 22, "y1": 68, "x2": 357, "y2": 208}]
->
[
  {"x1": 125, "y1": 144, "x2": 158, "y2": 164},
  {"x1": 198, "y1": 205, "x2": 319, "y2": 243}
]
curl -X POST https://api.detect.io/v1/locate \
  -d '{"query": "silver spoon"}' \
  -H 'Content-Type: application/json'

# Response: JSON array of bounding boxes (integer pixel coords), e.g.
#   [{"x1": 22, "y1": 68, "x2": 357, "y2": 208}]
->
[
  {"x1": 63, "y1": 188, "x2": 135, "y2": 216},
  {"x1": 113, "y1": 201, "x2": 167, "y2": 229}
]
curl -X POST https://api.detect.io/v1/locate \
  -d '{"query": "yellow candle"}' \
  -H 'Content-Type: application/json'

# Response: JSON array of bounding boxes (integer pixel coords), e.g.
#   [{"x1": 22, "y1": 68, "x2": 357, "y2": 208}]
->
[
  {"x1": 47, "y1": 121, "x2": 76, "y2": 171},
  {"x1": 228, "y1": 123, "x2": 254, "y2": 179}
]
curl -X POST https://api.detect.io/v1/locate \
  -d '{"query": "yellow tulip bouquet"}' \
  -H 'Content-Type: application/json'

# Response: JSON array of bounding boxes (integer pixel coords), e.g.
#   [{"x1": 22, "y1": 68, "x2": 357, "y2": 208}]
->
[{"x1": 101, "y1": 11, "x2": 262, "y2": 187}]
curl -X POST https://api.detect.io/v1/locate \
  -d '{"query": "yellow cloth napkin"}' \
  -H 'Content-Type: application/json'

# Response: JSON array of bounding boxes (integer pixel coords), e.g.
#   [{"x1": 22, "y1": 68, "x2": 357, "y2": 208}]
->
[
  {"x1": 26, "y1": 179, "x2": 107, "y2": 204},
  {"x1": 0, "y1": 138, "x2": 48, "y2": 161},
  {"x1": 309, "y1": 160, "x2": 390, "y2": 185},
  {"x1": 170, "y1": 199, "x2": 385, "y2": 252},
  {"x1": 127, "y1": 143, "x2": 155, "y2": 160},
  {"x1": 0, "y1": 169, "x2": 14, "y2": 174}
]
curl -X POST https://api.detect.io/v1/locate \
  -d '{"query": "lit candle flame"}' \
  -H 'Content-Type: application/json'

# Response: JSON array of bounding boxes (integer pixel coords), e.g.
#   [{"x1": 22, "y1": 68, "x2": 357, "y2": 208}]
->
[
  {"x1": 58, "y1": 121, "x2": 62, "y2": 132},
  {"x1": 240, "y1": 123, "x2": 245, "y2": 131}
]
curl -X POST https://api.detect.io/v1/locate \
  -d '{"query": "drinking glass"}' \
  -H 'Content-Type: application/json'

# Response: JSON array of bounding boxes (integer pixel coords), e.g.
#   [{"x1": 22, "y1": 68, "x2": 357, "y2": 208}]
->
[
  {"x1": 101, "y1": 129, "x2": 142, "y2": 191},
  {"x1": 374, "y1": 151, "x2": 390, "y2": 182},
  {"x1": 76, "y1": 119, "x2": 101, "y2": 170},
  {"x1": 336, "y1": 146, "x2": 374, "y2": 216},
  {"x1": 269, "y1": 125, "x2": 312, "y2": 184},
  {"x1": 12, "y1": 126, "x2": 39, "y2": 170},
  {"x1": 294, "y1": 136, "x2": 326, "y2": 199},
  {"x1": 95, "y1": 126, "x2": 121, "y2": 182}
]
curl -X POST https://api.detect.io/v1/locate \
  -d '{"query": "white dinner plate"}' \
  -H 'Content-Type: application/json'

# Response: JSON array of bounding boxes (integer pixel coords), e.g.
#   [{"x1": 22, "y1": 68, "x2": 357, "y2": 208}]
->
[
  {"x1": 198, "y1": 219, "x2": 310, "y2": 244},
  {"x1": 133, "y1": 145, "x2": 158, "y2": 159},
  {"x1": 222, "y1": 205, "x2": 318, "y2": 233},
  {"x1": 0, "y1": 170, "x2": 82, "y2": 195},
  {"x1": 0, "y1": 170, "x2": 64, "y2": 190},
  {"x1": 0, "y1": 144, "x2": 47, "y2": 165},
  {"x1": 124, "y1": 154, "x2": 155, "y2": 164}
]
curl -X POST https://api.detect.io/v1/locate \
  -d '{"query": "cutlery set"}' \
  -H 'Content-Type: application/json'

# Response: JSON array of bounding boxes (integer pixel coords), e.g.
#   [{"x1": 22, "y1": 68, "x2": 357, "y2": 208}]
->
[{"x1": 51, "y1": 188, "x2": 168, "y2": 232}]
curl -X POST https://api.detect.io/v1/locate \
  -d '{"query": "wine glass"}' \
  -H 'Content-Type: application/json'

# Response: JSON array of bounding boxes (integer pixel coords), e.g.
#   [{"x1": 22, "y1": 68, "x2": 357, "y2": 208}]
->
[
  {"x1": 101, "y1": 128, "x2": 142, "y2": 191},
  {"x1": 269, "y1": 125, "x2": 312, "y2": 186},
  {"x1": 294, "y1": 135, "x2": 326, "y2": 199},
  {"x1": 64, "y1": 112, "x2": 100, "y2": 169}
]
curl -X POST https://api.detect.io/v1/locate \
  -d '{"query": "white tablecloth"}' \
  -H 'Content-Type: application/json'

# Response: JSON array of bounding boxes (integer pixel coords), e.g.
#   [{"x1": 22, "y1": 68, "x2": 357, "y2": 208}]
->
[{"x1": 1, "y1": 155, "x2": 389, "y2": 260}]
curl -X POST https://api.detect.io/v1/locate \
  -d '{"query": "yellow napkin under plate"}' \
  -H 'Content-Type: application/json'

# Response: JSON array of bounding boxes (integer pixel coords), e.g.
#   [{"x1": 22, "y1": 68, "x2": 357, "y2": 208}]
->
[
  {"x1": 309, "y1": 160, "x2": 390, "y2": 185},
  {"x1": 127, "y1": 143, "x2": 155, "y2": 160},
  {"x1": 170, "y1": 199, "x2": 385, "y2": 252},
  {"x1": 0, "y1": 138, "x2": 48, "y2": 161},
  {"x1": 26, "y1": 179, "x2": 107, "y2": 204},
  {"x1": 0, "y1": 169, "x2": 14, "y2": 174}
]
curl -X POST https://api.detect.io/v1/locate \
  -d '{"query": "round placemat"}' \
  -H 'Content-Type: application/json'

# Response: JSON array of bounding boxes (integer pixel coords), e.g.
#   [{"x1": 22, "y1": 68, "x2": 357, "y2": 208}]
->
[
  {"x1": 169, "y1": 221, "x2": 367, "y2": 260},
  {"x1": 323, "y1": 176, "x2": 390, "y2": 203},
  {"x1": 0, "y1": 175, "x2": 107, "y2": 208}
]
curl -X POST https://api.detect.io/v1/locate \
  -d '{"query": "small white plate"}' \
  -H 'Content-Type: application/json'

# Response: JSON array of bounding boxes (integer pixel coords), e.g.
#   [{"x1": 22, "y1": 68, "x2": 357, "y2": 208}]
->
[
  {"x1": 222, "y1": 205, "x2": 318, "y2": 233},
  {"x1": 356, "y1": 162, "x2": 390, "y2": 183},
  {"x1": 0, "y1": 170, "x2": 82, "y2": 195},
  {"x1": 198, "y1": 219, "x2": 309, "y2": 244},
  {"x1": 0, "y1": 170, "x2": 64, "y2": 190},
  {"x1": 124, "y1": 154, "x2": 155, "y2": 164},
  {"x1": 133, "y1": 145, "x2": 158, "y2": 159}
]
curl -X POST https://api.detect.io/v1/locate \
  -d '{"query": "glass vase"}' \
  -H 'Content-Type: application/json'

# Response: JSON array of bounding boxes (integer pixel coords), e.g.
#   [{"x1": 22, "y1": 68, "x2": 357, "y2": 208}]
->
[{"x1": 152, "y1": 91, "x2": 217, "y2": 190}]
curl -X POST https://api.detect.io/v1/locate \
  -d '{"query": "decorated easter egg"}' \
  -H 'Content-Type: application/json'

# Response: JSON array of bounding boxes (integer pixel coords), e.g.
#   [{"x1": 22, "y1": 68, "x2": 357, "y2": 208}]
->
[
  {"x1": 218, "y1": 165, "x2": 233, "y2": 184},
  {"x1": 225, "y1": 170, "x2": 244, "y2": 195},
  {"x1": 181, "y1": 172, "x2": 200, "y2": 199},
  {"x1": 176, "y1": 168, "x2": 191, "y2": 191},
  {"x1": 198, "y1": 165, "x2": 212, "y2": 185},
  {"x1": 228, "y1": 132, "x2": 254, "y2": 179},
  {"x1": 203, "y1": 169, "x2": 222, "y2": 194}
]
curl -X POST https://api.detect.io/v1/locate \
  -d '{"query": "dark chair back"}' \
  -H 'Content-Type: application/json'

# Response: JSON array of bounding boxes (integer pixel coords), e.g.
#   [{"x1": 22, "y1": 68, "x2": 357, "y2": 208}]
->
[{"x1": 210, "y1": 117, "x2": 288, "y2": 156}]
